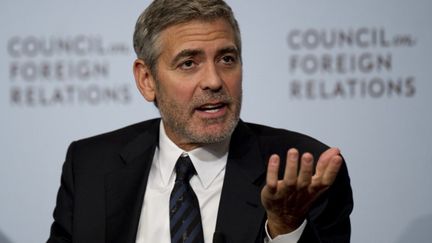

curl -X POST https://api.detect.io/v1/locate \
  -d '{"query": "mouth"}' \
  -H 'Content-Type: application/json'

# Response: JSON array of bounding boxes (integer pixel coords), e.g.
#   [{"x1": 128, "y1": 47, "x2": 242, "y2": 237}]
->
[{"x1": 195, "y1": 102, "x2": 227, "y2": 114}]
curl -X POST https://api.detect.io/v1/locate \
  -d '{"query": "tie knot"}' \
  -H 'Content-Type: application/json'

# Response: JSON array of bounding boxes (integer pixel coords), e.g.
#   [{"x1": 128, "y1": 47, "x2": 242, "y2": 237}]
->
[{"x1": 175, "y1": 155, "x2": 196, "y2": 182}]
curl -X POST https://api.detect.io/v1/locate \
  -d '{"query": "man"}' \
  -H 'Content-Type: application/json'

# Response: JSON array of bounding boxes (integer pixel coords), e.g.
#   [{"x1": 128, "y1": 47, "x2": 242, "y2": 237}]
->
[{"x1": 47, "y1": 0, "x2": 353, "y2": 242}]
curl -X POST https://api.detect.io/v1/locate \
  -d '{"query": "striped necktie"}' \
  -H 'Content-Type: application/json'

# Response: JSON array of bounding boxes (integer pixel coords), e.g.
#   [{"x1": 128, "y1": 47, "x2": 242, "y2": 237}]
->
[{"x1": 169, "y1": 154, "x2": 204, "y2": 243}]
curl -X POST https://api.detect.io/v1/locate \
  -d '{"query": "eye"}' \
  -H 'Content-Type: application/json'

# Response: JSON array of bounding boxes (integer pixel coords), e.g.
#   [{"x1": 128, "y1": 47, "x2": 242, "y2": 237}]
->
[
  {"x1": 220, "y1": 55, "x2": 236, "y2": 65},
  {"x1": 179, "y1": 60, "x2": 196, "y2": 70}
]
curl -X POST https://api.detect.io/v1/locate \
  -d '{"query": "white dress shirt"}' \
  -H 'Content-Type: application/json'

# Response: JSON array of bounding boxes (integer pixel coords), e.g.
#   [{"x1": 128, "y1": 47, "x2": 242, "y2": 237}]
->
[{"x1": 135, "y1": 122, "x2": 305, "y2": 243}]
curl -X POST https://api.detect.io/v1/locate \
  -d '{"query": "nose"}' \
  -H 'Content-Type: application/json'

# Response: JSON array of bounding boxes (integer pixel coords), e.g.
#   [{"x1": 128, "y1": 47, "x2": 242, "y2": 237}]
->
[{"x1": 199, "y1": 63, "x2": 223, "y2": 91}]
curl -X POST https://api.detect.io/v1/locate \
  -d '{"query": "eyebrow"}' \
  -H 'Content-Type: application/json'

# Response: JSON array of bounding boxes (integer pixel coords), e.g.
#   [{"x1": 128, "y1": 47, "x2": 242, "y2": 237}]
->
[
  {"x1": 170, "y1": 49, "x2": 204, "y2": 67},
  {"x1": 217, "y1": 46, "x2": 239, "y2": 57},
  {"x1": 170, "y1": 46, "x2": 240, "y2": 67}
]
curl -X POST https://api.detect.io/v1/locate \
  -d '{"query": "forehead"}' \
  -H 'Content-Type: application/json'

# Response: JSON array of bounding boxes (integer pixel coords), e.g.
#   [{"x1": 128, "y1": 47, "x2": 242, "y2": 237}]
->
[{"x1": 158, "y1": 19, "x2": 237, "y2": 55}]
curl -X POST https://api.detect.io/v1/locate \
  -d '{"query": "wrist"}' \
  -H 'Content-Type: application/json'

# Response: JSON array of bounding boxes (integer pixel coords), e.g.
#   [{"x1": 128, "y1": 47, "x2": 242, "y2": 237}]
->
[{"x1": 267, "y1": 214, "x2": 304, "y2": 238}]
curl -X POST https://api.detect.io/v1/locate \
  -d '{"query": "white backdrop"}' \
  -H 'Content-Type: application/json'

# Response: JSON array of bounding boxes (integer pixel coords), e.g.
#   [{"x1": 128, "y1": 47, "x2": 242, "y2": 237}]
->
[{"x1": 1, "y1": 1, "x2": 431, "y2": 242}]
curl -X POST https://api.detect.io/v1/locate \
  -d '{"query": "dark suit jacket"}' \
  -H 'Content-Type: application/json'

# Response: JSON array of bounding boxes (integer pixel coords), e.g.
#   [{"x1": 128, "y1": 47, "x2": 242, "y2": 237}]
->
[{"x1": 47, "y1": 118, "x2": 353, "y2": 243}]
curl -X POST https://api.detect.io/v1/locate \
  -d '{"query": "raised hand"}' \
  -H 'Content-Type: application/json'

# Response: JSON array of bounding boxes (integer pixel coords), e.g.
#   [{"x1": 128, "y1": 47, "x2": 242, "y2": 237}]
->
[{"x1": 261, "y1": 147, "x2": 343, "y2": 237}]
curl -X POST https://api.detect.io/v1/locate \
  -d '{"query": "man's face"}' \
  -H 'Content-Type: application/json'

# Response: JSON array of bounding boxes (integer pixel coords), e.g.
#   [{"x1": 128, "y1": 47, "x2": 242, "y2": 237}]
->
[{"x1": 153, "y1": 19, "x2": 242, "y2": 150}]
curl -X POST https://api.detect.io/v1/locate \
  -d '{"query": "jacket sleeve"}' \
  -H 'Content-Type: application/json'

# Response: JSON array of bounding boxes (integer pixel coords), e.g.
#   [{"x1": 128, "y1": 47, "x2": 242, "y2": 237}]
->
[
  {"x1": 47, "y1": 142, "x2": 76, "y2": 243},
  {"x1": 299, "y1": 159, "x2": 353, "y2": 243}
]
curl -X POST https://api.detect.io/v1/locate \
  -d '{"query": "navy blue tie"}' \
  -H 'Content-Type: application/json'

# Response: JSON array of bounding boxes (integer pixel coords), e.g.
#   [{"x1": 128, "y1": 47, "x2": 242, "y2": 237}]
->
[{"x1": 170, "y1": 154, "x2": 204, "y2": 243}]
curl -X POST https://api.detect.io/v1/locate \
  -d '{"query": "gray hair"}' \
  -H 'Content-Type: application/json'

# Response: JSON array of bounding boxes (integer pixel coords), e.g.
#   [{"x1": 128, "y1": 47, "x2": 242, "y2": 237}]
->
[{"x1": 133, "y1": 0, "x2": 241, "y2": 75}]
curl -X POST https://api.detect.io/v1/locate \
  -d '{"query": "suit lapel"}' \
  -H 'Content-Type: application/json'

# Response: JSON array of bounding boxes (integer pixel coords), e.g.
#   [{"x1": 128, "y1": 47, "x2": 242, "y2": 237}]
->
[
  {"x1": 215, "y1": 121, "x2": 267, "y2": 243},
  {"x1": 105, "y1": 121, "x2": 159, "y2": 243}
]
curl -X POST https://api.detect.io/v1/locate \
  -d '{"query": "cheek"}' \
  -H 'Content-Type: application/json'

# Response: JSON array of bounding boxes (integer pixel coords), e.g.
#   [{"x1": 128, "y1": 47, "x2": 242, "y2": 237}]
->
[
  {"x1": 225, "y1": 73, "x2": 242, "y2": 96},
  {"x1": 161, "y1": 84, "x2": 197, "y2": 108},
  {"x1": 156, "y1": 74, "x2": 195, "y2": 103}
]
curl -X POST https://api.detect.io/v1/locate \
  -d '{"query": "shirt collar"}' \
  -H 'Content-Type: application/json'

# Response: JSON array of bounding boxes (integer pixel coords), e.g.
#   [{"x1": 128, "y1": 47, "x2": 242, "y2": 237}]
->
[{"x1": 157, "y1": 121, "x2": 230, "y2": 189}]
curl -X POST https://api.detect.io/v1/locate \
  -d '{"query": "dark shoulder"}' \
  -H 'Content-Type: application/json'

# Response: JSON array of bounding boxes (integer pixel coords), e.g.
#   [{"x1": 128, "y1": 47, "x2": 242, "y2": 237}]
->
[
  {"x1": 64, "y1": 118, "x2": 159, "y2": 172},
  {"x1": 73, "y1": 118, "x2": 159, "y2": 148},
  {"x1": 241, "y1": 121, "x2": 329, "y2": 159}
]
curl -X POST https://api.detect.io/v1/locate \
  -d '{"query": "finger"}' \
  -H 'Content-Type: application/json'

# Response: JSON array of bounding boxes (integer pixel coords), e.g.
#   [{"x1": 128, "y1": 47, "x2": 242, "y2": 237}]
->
[
  {"x1": 315, "y1": 147, "x2": 340, "y2": 177},
  {"x1": 297, "y1": 153, "x2": 314, "y2": 189},
  {"x1": 266, "y1": 154, "x2": 280, "y2": 194},
  {"x1": 321, "y1": 155, "x2": 342, "y2": 186},
  {"x1": 283, "y1": 148, "x2": 299, "y2": 186}
]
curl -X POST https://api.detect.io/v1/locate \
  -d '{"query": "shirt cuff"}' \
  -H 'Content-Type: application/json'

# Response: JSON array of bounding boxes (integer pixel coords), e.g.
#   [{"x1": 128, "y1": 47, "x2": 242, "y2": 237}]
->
[{"x1": 264, "y1": 219, "x2": 307, "y2": 243}]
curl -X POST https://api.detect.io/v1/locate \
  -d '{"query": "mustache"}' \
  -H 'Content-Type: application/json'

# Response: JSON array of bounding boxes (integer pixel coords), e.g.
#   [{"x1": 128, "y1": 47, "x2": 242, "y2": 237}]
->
[{"x1": 191, "y1": 89, "x2": 234, "y2": 107}]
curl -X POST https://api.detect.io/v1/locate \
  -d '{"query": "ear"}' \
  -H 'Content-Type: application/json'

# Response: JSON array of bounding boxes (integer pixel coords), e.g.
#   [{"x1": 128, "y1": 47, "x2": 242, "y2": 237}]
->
[{"x1": 133, "y1": 59, "x2": 156, "y2": 102}]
